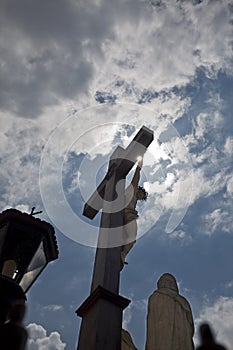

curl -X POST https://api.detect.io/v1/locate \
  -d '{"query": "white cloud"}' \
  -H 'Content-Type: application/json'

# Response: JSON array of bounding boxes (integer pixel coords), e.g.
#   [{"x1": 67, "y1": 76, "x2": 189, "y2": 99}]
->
[
  {"x1": 166, "y1": 229, "x2": 192, "y2": 243},
  {"x1": 15, "y1": 204, "x2": 31, "y2": 213},
  {"x1": 0, "y1": 0, "x2": 231, "y2": 117},
  {"x1": 42, "y1": 305, "x2": 63, "y2": 312},
  {"x1": 158, "y1": 167, "x2": 216, "y2": 209},
  {"x1": 0, "y1": 0, "x2": 231, "y2": 218},
  {"x1": 137, "y1": 158, "x2": 232, "y2": 235},
  {"x1": 225, "y1": 280, "x2": 233, "y2": 289},
  {"x1": 206, "y1": 91, "x2": 224, "y2": 109},
  {"x1": 123, "y1": 298, "x2": 147, "y2": 329},
  {"x1": 226, "y1": 177, "x2": 233, "y2": 197},
  {"x1": 194, "y1": 296, "x2": 233, "y2": 349},
  {"x1": 123, "y1": 303, "x2": 133, "y2": 329},
  {"x1": 203, "y1": 208, "x2": 232, "y2": 234},
  {"x1": 27, "y1": 323, "x2": 66, "y2": 350},
  {"x1": 224, "y1": 137, "x2": 233, "y2": 156},
  {"x1": 193, "y1": 111, "x2": 223, "y2": 140},
  {"x1": 92, "y1": 0, "x2": 233, "y2": 101}
]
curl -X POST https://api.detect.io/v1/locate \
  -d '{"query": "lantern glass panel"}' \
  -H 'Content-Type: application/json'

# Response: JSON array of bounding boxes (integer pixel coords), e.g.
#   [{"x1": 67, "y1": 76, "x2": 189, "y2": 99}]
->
[{"x1": 20, "y1": 241, "x2": 47, "y2": 292}]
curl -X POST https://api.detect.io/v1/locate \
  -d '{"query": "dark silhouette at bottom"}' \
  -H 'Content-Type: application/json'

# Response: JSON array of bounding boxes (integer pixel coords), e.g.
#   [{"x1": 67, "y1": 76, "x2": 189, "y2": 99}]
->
[
  {"x1": 196, "y1": 323, "x2": 227, "y2": 350},
  {"x1": 0, "y1": 303, "x2": 28, "y2": 350}
]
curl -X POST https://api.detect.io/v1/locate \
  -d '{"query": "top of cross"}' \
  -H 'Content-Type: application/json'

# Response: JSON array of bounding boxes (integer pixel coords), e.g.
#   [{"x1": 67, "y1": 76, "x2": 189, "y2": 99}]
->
[{"x1": 83, "y1": 126, "x2": 154, "y2": 220}]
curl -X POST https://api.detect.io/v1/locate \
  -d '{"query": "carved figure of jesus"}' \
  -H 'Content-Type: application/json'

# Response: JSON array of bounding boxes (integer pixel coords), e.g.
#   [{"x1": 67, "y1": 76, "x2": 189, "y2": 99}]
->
[{"x1": 121, "y1": 158, "x2": 148, "y2": 268}]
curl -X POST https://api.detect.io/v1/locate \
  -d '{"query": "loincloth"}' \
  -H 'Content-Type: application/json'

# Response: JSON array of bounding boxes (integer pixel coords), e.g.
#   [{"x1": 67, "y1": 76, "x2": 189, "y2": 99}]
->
[{"x1": 124, "y1": 208, "x2": 138, "y2": 224}]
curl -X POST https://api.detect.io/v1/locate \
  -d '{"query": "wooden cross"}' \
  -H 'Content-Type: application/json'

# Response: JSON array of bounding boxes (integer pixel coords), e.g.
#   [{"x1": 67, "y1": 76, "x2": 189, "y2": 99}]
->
[{"x1": 76, "y1": 126, "x2": 154, "y2": 350}]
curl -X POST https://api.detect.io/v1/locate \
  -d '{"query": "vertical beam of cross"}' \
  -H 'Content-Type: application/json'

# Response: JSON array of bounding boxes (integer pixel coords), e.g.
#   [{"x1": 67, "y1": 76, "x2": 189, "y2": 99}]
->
[
  {"x1": 76, "y1": 126, "x2": 154, "y2": 350},
  {"x1": 90, "y1": 146, "x2": 125, "y2": 294}
]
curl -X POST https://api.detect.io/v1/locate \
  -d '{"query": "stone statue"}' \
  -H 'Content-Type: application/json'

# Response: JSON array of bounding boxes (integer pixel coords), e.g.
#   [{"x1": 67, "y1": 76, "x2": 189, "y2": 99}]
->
[
  {"x1": 121, "y1": 329, "x2": 138, "y2": 350},
  {"x1": 145, "y1": 273, "x2": 194, "y2": 350},
  {"x1": 121, "y1": 158, "x2": 148, "y2": 268},
  {"x1": 196, "y1": 323, "x2": 227, "y2": 350}
]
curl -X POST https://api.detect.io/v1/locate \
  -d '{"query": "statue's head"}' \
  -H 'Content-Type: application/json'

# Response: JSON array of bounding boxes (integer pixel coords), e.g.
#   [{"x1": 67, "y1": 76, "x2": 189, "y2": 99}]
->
[
  {"x1": 199, "y1": 323, "x2": 215, "y2": 343},
  {"x1": 157, "y1": 273, "x2": 179, "y2": 293},
  {"x1": 136, "y1": 186, "x2": 148, "y2": 201}
]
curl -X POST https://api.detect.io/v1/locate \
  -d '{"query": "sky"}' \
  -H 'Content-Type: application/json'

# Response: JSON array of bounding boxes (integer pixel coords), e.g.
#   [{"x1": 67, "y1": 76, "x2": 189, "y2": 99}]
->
[{"x1": 0, "y1": 0, "x2": 233, "y2": 349}]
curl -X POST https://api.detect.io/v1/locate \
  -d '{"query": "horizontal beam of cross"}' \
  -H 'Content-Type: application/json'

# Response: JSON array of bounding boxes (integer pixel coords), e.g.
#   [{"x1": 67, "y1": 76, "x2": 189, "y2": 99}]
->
[{"x1": 83, "y1": 126, "x2": 154, "y2": 220}]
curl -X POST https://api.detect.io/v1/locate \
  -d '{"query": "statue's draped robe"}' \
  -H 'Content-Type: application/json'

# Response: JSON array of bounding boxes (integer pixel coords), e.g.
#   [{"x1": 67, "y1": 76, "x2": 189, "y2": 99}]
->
[{"x1": 145, "y1": 275, "x2": 194, "y2": 350}]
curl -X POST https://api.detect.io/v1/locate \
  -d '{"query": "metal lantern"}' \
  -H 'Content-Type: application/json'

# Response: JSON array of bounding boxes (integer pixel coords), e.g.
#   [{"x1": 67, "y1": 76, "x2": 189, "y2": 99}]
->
[{"x1": 0, "y1": 208, "x2": 58, "y2": 293}]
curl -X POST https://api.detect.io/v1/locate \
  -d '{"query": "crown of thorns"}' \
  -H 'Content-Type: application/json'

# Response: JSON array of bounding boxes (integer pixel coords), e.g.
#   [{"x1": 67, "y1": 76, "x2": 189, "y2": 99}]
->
[{"x1": 137, "y1": 186, "x2": 148, "y2": 201}]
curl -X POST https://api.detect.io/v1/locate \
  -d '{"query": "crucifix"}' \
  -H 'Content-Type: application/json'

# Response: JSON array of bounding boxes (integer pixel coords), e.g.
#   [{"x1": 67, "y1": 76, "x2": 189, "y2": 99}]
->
[{"x1": 76, "y1": 126, "x2": 154, "y2": 350}]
